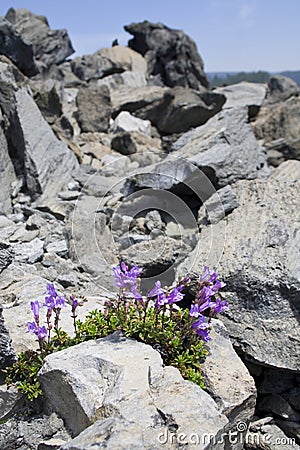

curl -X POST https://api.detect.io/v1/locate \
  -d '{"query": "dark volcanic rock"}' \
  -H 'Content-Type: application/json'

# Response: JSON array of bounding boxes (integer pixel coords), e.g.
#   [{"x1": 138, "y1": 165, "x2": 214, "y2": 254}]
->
[
  {"x1": 157, "y1": 87, "x2": 226, "y2": 134},
  {"x1": 76, "y1": 85, "x2": 112, "y2": 133},
  {"x1": 5, "y1": 8, "x2": 74, "y2": 73},
  {"x1": 0, "y1": 17, "x2": 38, "y2": 76},
  {"x1": 125, "y1": 20, "x2": 209, "y2": 90}
]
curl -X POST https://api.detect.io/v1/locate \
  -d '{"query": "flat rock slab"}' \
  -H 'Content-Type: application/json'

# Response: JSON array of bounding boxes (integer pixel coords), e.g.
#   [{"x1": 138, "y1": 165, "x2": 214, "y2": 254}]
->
[{"x1": 214, "y1": 82, "x2": 266, "y2": 117}]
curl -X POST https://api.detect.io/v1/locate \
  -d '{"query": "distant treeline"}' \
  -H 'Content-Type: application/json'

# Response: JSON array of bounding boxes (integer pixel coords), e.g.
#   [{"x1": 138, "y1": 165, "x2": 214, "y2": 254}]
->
[{"x1": 208, "y1": 70, "x2": 300, "y2": 87}]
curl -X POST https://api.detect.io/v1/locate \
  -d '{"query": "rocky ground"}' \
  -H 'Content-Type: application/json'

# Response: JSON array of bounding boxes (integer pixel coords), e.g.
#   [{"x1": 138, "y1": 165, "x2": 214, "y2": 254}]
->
[{"x1": 0, "y1": 8, "x2": 299, "y2": 450}]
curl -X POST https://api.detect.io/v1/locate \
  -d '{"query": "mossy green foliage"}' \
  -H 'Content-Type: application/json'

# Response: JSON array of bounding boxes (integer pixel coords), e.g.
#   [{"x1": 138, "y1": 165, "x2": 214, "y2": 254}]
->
[{"x1": 4, "y1": 303, "x2": 207, "y2": 400}]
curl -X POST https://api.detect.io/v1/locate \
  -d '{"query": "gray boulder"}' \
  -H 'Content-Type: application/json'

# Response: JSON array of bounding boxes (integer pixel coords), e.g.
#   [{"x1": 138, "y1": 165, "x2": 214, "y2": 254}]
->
[
  {"x1": 5, "y1": 8, "x2": 74, "y2": 73},
  {"x1": 112, "y1": 111, "x2": 151, "y2": 135},
  {"x1": 112, "y1": 85, "x2": 224, "y2": 134},
  {"x1": 123, "y1": 108, "x2": 269, "y2": 205},
  {"x1": 15, "y1": 87, "x2": 78, "y2": 203},
  {"x1": 125, "y1": 20, "x2": 209, "y2": 89},
  {"x1": 120, "y1": 235, "x2": 189, "y2": 279},
  {"x1": 172, "y1": 107, "x2": 270, "y2": 186},
  {"x1": 177, "y1": 160, "x2": 300, "y2": 371},
  {"x1": 214, "y1": 81, "x2": 267, "y2": 118},
  {"x1": 39, "y1": 333, "x2": 228, "y2": 445},
  {"x1": 13, "y1": 237, "x2": 44, "y2": 263},
  {"x1": 245, "y1": 419, "x2": 299, "y2": 450}
]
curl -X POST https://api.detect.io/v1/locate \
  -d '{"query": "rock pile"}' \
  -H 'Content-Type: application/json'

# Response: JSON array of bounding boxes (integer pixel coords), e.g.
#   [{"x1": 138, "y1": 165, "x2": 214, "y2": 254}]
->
[{"x1": 0, "y1": 8, "x2": 299, "y2": 449}]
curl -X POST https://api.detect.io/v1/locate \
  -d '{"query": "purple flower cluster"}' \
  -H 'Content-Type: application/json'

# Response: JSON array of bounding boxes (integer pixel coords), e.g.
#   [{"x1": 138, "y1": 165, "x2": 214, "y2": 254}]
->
[
  {"x1": 112, "y1": 263, "x2": 229, "y2": 343},
  {"x1": 44, "y1": 283, "x2": 65, "y2": 311},
  {"x1": 27, "y1": 300, "x2": 47, "y2": 342},
  {"x1": 189, "y1": 266, "x2": 229, "y2": 341},
  {"x1": 113, "y1": 262, "x2": 142, "y2": 301},
  {"x1": 148, "y1": 281, "x2": 185, "y2": 308}
]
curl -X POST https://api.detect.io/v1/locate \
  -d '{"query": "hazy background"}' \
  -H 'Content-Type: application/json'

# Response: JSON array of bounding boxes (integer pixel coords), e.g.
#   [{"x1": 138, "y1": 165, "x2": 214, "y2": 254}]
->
[{"x1": 0, "y1": 0, "x2": 299, "y2": 72}]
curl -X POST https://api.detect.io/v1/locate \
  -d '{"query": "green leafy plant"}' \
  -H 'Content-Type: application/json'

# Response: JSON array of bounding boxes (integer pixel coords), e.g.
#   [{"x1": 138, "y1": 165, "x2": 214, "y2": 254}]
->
[{"x1": 3, "y1": 263, "x2": 228, "y2": 400}]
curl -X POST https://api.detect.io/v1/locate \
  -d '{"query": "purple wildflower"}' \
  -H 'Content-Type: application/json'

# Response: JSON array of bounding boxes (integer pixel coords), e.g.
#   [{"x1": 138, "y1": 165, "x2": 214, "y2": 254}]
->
[
  {"x1": 166, "y1": 285, "x2": 185, "y2": 304},
  {"x1": 27, "y1": 322, "x2": 47, "y2": 341},
  {"x1": 200, "y1": 266, "x2": 216, "y2": 282},
  {"x1": 44, "y1": 295, "x2": 55, "y2": 310},
  {"x1": 191, "y1": 315, "x2": 211, "y2": 342},
  {"x1": 212, "y1": 298, "x2": 229, "y2": 314},
  {"x1": 131, "y1": 286, "x2": 143, "y2": 302},
  {"x1": 189, "y1": 304, "x2": 200, "y2": 317},
  {"x1": 30, "y1": 300, "x2": 41, "y2": 321},
  {"x1": 27, "y1": 321, "x2": 38, "y2": 334},
  {"x1": 182, "y1": 276, "x2": 191, "y2": 284},
  {"x1": 37, "y1": 325, "x2": 47, "y2": 340},
  {"x1": 155, "y1": 292, "x2": 167, "y2": 308},
  {"x1": 199, "y1": 285, "x2": 215, "y2": 302},
  {"x1": 148, "y1": 281, "x2": 164, "y2": 298},
  {"x1": 70, "y1": 295, "x2": 78, "y2": 310},
  {"x1": 44, "y1": 283, "x2": 65, "y2": 311},
  {"x1": 211, "y1": 280, "x2": 226, "y2": 292},
  {"x1": 54, "y1": 296, "x2": 65, "y2": 309},
  {"x1": 113, "y1": 262, "x2": 141, "y2": 291}
]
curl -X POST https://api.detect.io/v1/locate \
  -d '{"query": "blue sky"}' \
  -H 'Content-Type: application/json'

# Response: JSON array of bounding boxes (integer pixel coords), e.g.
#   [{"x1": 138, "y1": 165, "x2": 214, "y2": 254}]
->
[{"x1": 0, "y1": 0, "x2": 299, "y2": 72}]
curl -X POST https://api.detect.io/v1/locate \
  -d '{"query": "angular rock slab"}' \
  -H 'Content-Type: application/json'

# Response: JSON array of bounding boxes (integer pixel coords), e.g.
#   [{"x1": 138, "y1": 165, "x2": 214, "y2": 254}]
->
[
  {"x1": 0, "y1": 109, "x2": 17, "y2": 215},
  {"x1": 201, "y1": 319, "x2": 256, "y2": 445},
  {"x1": 214, "y1": 81, "x2": 266, "y2": 118},
  {"x1": 171, "y1": 107, "x2": 270, "y2": 187},
  {"x1": 14, "y1": 88, "x2": 79, "y2": 202},
  {"x1": 67, "y1": 195, "x2": 118, "y2": 289},
  {"x1": 39, "y1": 333, "x2": 228, "y2": 445},
  {"x1": 177, "y1": 161, "x2": 300, "y2": 371}
]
